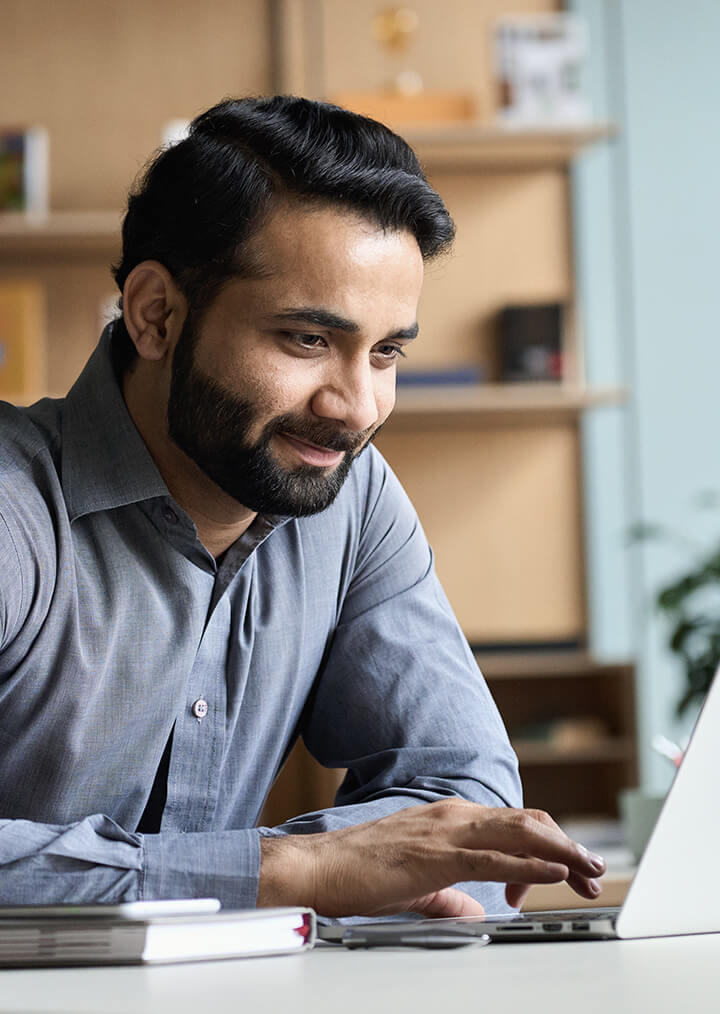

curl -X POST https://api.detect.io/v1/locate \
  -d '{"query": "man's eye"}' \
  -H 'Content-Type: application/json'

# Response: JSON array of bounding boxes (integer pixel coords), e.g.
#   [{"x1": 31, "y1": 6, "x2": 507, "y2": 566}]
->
[
  {"x1": 374, "y1": 344, "x2": 407, "y2": 362},
  {"x1": 283, "y1": 332, "x2": 326, "y2": 350}
]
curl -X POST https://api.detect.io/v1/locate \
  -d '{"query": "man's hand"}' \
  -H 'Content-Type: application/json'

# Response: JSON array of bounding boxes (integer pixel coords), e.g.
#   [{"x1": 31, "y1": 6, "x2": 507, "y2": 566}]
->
[{"x1": 257, "y1": 800, "x2": 606, "y2": 917}]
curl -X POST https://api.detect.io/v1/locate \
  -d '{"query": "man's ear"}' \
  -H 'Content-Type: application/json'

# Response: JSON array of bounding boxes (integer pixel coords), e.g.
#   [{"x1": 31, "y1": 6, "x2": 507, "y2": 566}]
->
[{"x1": 122, "y1": 261, "x2": 187, "y2": 362}]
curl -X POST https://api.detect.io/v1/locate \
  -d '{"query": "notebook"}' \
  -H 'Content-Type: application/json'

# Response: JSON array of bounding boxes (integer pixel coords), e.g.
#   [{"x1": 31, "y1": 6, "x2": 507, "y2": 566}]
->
[
  {"x1": 320, "y1": 665, "x2": 720, "y2": 943},
  {"x1": 0, "y1": 900, "x2": 316, "y2": 966}
]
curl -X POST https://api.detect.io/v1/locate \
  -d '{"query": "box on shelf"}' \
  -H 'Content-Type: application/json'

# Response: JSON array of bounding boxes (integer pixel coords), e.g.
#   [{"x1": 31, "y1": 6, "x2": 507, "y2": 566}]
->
[
  {"x1": 330, "y1": 91, "x2": 477, "y2": 127},
  {"x1": 0, "y1": 127, "x2": 49, "y2": 216},
  {"x1": 493, "y1": 13, "x2": 590, "y2": 125},
  {"x1": 498, "y1": 302, "x2": 565, "y2": 382}
]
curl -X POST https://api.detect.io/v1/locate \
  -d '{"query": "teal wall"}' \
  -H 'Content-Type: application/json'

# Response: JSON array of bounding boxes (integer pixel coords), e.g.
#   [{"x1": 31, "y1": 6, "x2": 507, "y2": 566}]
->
[{"x1": 571, "y1": 0, "x2": 720, "y2": 789}]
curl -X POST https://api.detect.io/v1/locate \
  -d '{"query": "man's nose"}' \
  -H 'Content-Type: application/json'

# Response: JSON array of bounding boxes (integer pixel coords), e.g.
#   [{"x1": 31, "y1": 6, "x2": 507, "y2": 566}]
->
[{"x1": 310, "y1": 362, "x2": 380, "y2": 434}]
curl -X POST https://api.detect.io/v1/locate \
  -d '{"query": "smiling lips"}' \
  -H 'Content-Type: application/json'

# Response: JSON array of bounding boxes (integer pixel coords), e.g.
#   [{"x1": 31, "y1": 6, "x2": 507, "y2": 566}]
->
[{"x1": 278, "y1": 432, "x2": 346, "y2": 468}]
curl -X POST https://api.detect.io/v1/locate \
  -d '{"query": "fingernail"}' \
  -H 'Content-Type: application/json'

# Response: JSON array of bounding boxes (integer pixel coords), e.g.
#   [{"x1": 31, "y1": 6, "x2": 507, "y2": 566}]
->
[
  {"x1": 589, "y1": 853, "x2": 606, "y2": 873},
  {"x1": 589, "y1": 879, "x2": 602, "y2": 895},
  {"x1": 579, "y1": 845, "x2": 606, "y2": 873}
]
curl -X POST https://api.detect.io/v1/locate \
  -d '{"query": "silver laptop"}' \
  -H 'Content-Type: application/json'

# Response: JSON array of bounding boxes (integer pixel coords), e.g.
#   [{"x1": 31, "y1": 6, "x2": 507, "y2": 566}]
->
[{"x1": 320, "y1": 665, "x2": 720, "y2": 943}]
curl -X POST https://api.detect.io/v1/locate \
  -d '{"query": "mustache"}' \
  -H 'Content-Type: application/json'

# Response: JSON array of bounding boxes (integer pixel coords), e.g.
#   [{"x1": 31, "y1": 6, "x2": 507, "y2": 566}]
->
[{"x1": 266, "y1": 414, "x2": 373, "y2": 455}]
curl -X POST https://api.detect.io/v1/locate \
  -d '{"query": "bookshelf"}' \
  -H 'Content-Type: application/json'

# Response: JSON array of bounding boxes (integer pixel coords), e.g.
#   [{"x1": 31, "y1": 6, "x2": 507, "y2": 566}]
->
[
  {"x1": 392, "y1": 382, "x2": 625, "y2": 424},
  {"x1": 1, "y1": 0, "x2": 637, "y2": 833},
  {"x1": 478, "y1": 653, "x2": 637, "y2": 819},
  {"x1": 0, "y1": 212, "x2": 122, "y2": 256},
  {"x1": 405, "y1": 123, "x2": 615, "y2": 171}
]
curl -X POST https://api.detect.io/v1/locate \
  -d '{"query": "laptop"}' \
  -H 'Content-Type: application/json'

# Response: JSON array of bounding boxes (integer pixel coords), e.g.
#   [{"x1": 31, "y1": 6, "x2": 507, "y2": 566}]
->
[{"x1": 320, "y1": 665, "x2": 720, "y2": 943}]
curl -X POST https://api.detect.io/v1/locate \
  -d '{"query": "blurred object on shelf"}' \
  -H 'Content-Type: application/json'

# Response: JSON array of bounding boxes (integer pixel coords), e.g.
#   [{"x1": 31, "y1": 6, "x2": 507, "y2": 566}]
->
[
  {"x1": 548, "y1": 716, "x2": 610, "y2": 751},
  {"x1": 332, "y1": 90, "x2": 477, "y2": 126},
  {"x1": 373, "y1": 4, "x2": 422, "y2": 94},
  {"x1": 511, "y1": 715, "x2": 610, "y2": 750},
  {"x1": 0, "y1": 280, "x2": 46, "y2": 401},
  {"x1": 162, "y1": 119, "x2": 190, "y2": 147},
  {"x1": 651, "y1": 733, "x2": 684, "y2": 769},
  {"x1": 618, "y1": 787, "x2": 666, "y2": 863},
  {"x1": 372, "y1": 5, "x2": 419, "y2": 54},
  {"x1": 493, "y1": 13, "x2": 590, "y2": 125},
  {"x1": 0, "y1": 127, "x2": 49, "y2": 217},
  {"x1": 498, "y1": 302, "x2": 564, "y2": 383},
  {"x1": 98, "y1": 293, "x2": 119, "y2": 336},
  {"x1": 396, "y1": 365, "x2": 484, "y2": 387},
  {"x1": 332, "y1": 6, "x2": 476, "y2": 126}
]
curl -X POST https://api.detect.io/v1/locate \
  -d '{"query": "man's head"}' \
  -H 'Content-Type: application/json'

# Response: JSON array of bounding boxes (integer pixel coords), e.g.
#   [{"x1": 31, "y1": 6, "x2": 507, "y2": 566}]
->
[{"x1": 114, "y1": 96, "x2": 454, "y2": 519}]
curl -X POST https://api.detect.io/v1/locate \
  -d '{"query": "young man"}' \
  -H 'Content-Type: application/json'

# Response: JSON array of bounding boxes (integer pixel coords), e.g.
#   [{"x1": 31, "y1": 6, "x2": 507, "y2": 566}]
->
[{"x1": 0, "y1": 96, "x2": 605, "y2": 916}]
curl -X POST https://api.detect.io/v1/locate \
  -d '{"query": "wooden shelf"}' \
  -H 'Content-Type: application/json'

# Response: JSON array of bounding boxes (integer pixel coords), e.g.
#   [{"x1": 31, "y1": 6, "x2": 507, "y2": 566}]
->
[
  {"x1": 514, "y1": 738, "x2": 634, "y2": 766},
  {"x1": 405, "y1": 123, "x2": 615, "y2": 171},
  {"x1": 390, "y1": 383, "x2": 626, "y2": 425},
  {"x1": 0, "y1": 211, "x2": 122, "y2": 256},
  {"x1": 0, "y1": 125, "x2": 613, "y2": 258},
  {"x1": 476, "y1": 652, "x2": 634, "y2": 681}
]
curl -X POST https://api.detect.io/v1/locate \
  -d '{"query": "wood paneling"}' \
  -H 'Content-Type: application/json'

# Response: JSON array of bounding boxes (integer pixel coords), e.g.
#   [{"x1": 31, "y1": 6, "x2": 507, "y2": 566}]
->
[
  {"x1": 376, "y1": 421, "x2": 585, "y2": 642},
  {"x1": 321, "y1": 0, "x2": 560, "y2": 121},
  {"x1": 417, "y1": 169, "x2": 572, "y2": 377},
  {"x1": 0, "y1": 0, "x2": 271, "y2": 211}
]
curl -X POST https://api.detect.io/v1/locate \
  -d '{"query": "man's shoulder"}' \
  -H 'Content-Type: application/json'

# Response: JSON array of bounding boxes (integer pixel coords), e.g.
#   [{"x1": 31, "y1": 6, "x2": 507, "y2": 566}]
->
[
  {"x1": 287, "y1": 444, "x2": 417, "y2": 557},
  {"x1": 0, "y1": 397, "x2": 63, "y2": 470},
  {"x1": 0, "y1": 398, "x2": 64, "y2": 527},
  {"x1": 310, "y1": 444, "x2": 411, "y2": 529}
]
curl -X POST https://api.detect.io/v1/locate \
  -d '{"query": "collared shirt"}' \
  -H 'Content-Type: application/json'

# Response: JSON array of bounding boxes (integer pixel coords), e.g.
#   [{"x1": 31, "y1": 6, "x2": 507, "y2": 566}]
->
[{"x1": 0, "y1": 326, "x2": 521, "y2": 913}]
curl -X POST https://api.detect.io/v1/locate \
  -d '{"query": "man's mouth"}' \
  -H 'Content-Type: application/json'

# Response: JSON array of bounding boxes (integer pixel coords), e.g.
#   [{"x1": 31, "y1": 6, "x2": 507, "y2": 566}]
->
[{"x1": 277, "y1": 432, "x2": 347, "y2": 468}]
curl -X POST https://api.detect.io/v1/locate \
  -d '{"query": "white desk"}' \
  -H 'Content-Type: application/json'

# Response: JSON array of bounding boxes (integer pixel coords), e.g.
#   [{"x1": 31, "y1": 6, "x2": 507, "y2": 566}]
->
[{"x1": 0, "y1": 934, "x2": 718, "y2": 1014}]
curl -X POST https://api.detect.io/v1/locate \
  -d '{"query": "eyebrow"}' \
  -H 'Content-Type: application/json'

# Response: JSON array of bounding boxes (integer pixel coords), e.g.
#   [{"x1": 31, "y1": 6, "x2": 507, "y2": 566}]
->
[{"x1": 271, "y1": 307, "x2": 419, "y2": 343}]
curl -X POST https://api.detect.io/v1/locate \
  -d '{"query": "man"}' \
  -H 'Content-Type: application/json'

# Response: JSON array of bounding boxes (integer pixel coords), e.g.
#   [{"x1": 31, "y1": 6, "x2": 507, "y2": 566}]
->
[{"x1": 0, "y1": 96, "x2": 604, "y2": 916}]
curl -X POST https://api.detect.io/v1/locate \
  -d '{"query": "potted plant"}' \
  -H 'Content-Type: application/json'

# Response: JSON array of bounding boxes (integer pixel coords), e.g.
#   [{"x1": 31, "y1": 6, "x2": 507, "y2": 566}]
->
[{"x1": 630, "y1": 496, "x2": 720, "y2": 717}]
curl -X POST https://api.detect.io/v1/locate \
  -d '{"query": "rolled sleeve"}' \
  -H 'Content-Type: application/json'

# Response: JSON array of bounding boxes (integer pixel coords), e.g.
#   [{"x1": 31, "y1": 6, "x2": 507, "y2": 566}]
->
[
  {"x1": 0, "y1": 815, "x2": 262, "y2": 908},
  {"x1": 141, "y1": 828, "x2": 261, "y2": 908},
  {"x1": 0, "y1": 814, "x2": 143, "y2": 904}
]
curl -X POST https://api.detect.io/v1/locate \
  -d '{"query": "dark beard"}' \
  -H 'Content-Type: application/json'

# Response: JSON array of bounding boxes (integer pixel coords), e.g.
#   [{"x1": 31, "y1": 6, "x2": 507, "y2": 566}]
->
[{"x1": 166, "y1": 317, "x2": 374, "y2": 517}]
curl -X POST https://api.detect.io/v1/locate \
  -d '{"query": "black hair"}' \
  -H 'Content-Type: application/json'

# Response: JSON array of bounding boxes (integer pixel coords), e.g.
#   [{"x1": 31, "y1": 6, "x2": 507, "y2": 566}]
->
[{"x1": 111, "y1": 95, "x2": 455, "y2": 369}]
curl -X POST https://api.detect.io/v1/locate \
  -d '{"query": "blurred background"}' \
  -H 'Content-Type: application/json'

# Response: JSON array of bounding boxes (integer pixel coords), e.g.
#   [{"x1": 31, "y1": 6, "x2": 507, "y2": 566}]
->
[{"x1": 2, "y1": 1, "x2": 719, "y2": 852}]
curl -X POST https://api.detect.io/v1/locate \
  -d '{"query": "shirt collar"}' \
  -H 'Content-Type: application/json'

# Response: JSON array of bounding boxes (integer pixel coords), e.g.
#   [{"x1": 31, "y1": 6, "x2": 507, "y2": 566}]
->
[
  {"x1": 61, "y1": 323, "x2": 170, "y2": 522},
  {"x1": 60, "y1": 325, "x2": 291, "y2": 552}
]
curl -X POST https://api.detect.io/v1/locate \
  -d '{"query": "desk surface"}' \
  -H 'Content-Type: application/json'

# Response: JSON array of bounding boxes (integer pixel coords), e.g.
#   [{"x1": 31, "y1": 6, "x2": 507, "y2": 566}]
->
[{"x1": 0, "y1": 934, "x2": 718, "y2": 1014}]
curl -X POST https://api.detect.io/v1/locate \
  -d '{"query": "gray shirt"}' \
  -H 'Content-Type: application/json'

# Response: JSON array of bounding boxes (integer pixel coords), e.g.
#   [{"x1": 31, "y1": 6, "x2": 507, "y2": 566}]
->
[{"x1": 0, "y1": 326, "x2": 521, "y2": 913}]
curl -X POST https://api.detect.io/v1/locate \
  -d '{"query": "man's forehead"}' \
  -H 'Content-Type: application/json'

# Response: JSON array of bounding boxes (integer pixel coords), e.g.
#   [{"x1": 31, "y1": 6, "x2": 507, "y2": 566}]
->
[{"x1": 242, "y1": 199, "x2": 422, "y2": 272}]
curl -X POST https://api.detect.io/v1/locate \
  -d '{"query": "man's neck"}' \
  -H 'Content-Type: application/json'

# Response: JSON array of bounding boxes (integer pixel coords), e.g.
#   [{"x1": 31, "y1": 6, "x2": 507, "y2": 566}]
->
[{"x1": 122, "y1": 364, "x2": 257, "y2": 558}]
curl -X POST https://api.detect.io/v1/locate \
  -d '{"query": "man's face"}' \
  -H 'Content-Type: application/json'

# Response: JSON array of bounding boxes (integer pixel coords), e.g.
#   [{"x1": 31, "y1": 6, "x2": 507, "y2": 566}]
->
[{"x1": 167, "y1": 201, "x2": 424, "y2": 517}]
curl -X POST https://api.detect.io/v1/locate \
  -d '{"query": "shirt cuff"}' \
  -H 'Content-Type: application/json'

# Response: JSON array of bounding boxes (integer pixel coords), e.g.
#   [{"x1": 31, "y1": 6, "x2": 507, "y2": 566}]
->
[{"x1": 141, "y1": 829, "x2": 261, "y2": 908}]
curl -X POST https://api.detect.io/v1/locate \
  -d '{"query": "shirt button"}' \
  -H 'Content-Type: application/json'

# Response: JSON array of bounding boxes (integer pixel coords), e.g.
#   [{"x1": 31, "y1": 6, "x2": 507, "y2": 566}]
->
[
  {"x1": 162, "y1": 506, "x2": 178, "y2": 524},
  {"x1": 192, "y1": 698, "x2": 209, "y2": 720}
]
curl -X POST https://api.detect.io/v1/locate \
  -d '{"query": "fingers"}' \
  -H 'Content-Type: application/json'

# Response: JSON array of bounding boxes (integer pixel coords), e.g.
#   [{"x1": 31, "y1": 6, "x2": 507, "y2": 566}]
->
[
  {"x1": 459, "y1": 846, "x2": 572, "y2": 887},
  {"x1": 457, "y1": 808, "x2": 606, "y2": 882},
  {"x1": 528, "y1": 810, "x2": 606, "y2": 899},
  {"x1": 505, "y1": 882, "x2": 532, "y2": 909},
  {"x1": 566, "y1": 869, "x2": 603, "y2": 900},
  {"x1": 530, "y1": 809, "x2": 607, "y2": 876},
  {"x1": 505, "y1": 872, "x2": 602, "y2": 910},
  {"x1": 409, "y1": 887, "x2": 485, "y2": 919}
]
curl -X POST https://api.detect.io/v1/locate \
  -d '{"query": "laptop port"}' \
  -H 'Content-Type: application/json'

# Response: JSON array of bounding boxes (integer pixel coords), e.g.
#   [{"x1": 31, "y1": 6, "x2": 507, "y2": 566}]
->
[
  {"x1": 542, "y1": 923, "x2": 563, "y2": 932},
  {"x1": 572, "y1": 922, "x2": 590, "y2": 932}
]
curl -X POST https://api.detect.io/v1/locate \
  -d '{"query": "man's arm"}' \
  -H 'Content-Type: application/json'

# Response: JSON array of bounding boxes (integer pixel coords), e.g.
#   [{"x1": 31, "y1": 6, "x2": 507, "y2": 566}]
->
[
  {"x1": 258, "y1": 801, "x2": 605, "y2": 916},
  {"x1": 257, "y1": 451, "x2": 605, "y2": 915},
  {"x1": 0, "y1": 814, "x2": 263, "y2": 907}
]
